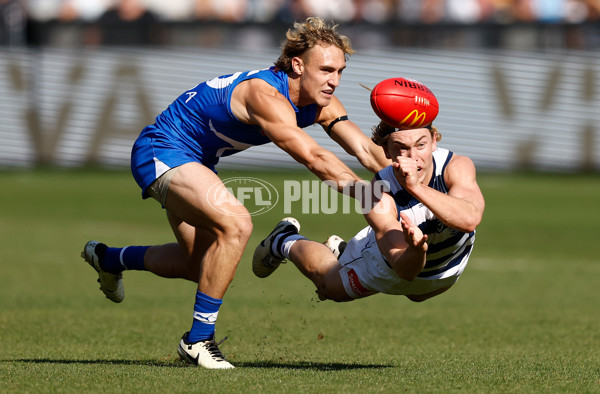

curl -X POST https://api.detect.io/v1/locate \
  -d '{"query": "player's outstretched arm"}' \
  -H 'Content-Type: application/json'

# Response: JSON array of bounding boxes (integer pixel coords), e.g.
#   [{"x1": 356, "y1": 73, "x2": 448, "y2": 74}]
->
[
  {"x1": 365, "y1": 190, "x2": 428, "y2": 281},
  {"x1": 236, "y1": 80, "x2": 361, "y2": 193},
  {"x1": 318, "y1": 96, "x2": 390, "y2": 173}
]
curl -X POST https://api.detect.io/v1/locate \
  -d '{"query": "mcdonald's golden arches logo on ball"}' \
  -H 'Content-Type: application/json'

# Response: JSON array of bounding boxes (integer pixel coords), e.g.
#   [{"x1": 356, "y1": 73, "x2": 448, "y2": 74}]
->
[{"x1": 370, "y1": 77, "x2": 439, "y2": 129}]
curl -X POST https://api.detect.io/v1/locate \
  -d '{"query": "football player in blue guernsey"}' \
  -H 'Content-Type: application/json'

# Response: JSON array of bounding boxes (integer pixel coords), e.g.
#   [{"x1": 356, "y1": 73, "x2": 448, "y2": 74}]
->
[
  {"x1": 253, "y1": 121, "x2": 485, "y2": 304},
  {"x1": 80, "y1": 17, "x2": 389, "y2": 369}
]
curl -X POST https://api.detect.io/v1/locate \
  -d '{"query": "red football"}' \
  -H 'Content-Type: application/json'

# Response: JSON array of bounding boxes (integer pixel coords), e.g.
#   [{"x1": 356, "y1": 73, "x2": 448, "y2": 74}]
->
[{"x1": 370, "y1": 77, "x2": 439, "y2": 129}]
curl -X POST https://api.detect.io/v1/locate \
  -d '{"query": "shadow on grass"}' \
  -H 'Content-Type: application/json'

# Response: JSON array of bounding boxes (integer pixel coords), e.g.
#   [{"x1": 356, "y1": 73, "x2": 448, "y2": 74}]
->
[
  {"x1": 7, "y1": 358, "x2": 393, "y2": 370},
  {"x1": 236, "y1": 361, "x2": 394, "y2": 370},
  {"x1": 9, "y1": 358, "x2": 186, "y2": 368}
]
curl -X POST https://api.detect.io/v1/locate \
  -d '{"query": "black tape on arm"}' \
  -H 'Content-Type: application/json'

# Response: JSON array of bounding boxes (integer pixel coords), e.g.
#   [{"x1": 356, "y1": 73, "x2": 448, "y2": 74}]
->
[{"x1": 325, "y1": 115, "x2": 349, "y2": 136}]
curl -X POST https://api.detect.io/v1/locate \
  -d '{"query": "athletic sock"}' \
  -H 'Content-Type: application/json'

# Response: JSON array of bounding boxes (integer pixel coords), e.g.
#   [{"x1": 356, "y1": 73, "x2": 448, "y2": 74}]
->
[
  {"x1": 188, "y1": 291, "x2": 223, "y2": 343},
  {"x1": 100, "y1": 246, "x2": 149, "y2": 274},
  {"x1": 272, "y1": 233, "x2": 306, "y2": 259}
]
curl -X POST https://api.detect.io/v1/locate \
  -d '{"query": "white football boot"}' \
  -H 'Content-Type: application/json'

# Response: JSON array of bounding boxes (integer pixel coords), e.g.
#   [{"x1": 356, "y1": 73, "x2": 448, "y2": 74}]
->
[
  {"x1": 252, "y1": 217, "x2": 300, "y2": 278},
  {"x1": 177, "y1": 332, "x2": 235, "y2": 369},
  {"x1": 324, "y1": 235, "x2": 347, "y2": 259},
  {"x1": 81, "y1": 240, "x2": 124, "y2": 303}
]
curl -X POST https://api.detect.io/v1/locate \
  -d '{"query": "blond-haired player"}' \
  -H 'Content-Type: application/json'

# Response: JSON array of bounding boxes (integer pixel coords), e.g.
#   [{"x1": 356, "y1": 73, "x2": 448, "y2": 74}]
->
[{"x1": 81, "y1": 17, "x2": 388, "y2": 369}]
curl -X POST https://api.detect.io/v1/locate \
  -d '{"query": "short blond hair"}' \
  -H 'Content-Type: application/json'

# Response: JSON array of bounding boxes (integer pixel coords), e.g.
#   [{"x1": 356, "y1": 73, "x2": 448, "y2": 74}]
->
[
  {"x1": 371, "y1": 121, "x2": 441, "y2": 146},
  {"x1": 274, "y1": 17, "x2": 355, "y2": 73}
]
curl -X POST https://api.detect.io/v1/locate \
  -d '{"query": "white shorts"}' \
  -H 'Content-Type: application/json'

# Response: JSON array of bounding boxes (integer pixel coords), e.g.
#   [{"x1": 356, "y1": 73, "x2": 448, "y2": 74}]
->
[{"x1": 338, "y1": 226, "x2": 470, "y2": 299}]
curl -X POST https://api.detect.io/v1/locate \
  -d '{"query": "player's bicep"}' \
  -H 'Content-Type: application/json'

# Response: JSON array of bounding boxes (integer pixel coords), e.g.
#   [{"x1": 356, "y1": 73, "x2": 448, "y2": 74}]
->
[
  {"x1": 245, "y1": 86, "x2": 294, "y2": 127},
  {"x1": 446, "y1": 156, "x2": 485, "y2": 213},
  {"x1": 246, "y1": 90, "x2": 324, "y2": 163}
]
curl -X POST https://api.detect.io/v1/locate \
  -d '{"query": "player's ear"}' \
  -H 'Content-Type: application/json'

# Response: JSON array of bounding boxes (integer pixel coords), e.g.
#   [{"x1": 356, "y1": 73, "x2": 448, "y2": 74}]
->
[
  {"x1": 382, "y1": 142, "x2": 392, "y2": 159},
  {"x1": 291, "y1": 57, "x2": 304, "y2": 75}
]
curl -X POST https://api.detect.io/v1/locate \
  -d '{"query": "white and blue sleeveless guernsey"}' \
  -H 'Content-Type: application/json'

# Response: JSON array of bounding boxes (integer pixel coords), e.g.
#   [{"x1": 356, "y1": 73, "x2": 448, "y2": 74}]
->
[
  {"x1": 131, "y1": 67, "x2": 318, "y2": 198},
  {"x1": 374, "y1": 148, "x2": 475, "y2": 279}
]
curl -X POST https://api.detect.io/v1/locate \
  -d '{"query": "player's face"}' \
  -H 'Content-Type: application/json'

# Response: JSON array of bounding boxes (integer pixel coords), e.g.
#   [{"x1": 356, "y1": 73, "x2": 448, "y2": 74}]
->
[
  {"x1": 384, "y1": 128, "x2": 437, "y2": 183},
  {"x1": 295, "y1": 44, "x2": 346, "y2": 107}
]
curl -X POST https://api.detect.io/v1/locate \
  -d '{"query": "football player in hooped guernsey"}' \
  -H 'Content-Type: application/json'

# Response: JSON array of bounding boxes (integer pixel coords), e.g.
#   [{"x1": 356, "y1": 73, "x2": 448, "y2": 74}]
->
[
  {"x1": 254, "y1": 118, "x2": 485, "y2": 304},
  {"x1": 80, "y1": 17, "x2": 389, "y2": 369}
]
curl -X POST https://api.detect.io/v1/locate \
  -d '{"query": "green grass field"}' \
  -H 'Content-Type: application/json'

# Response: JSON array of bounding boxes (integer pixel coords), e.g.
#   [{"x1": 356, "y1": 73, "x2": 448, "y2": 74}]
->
[{"x1": 1, "y1": 168, "x2": 599, "y2": 392}]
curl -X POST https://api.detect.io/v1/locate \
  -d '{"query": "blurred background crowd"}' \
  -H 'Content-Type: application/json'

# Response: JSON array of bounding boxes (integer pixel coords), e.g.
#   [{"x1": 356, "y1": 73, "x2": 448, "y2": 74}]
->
[
  {"x1": 14, "y1": 0, "x2": 600, "y2": 24},
  {"x1": 1, "y1": 0, "x2": 600, "y2": 48}
]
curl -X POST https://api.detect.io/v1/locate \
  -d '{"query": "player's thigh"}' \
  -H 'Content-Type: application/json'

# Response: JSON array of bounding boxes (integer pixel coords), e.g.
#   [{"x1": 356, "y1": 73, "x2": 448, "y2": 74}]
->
[
  {"x1": 319, "y1": 265, "x2": 356, "y2": 302},
  {"x1": 165, "y1": 162, "x2": 252, "y2": 232}
]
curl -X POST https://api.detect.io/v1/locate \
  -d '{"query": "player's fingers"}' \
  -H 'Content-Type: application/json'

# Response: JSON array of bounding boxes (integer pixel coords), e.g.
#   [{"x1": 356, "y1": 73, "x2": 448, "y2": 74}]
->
[
  {"x1": 400, "y1": 212, "x2": 414, "y2": 226},
  {"x1": 401, "y1": 221, "x2": 409, "y2": 233}
]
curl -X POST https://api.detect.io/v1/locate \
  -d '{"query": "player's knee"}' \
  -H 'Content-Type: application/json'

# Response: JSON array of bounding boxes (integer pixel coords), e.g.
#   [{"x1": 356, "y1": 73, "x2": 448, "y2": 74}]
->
[
  {"x1": 316, "y1": 282, "x2": 349, "y2": 303},
  {"x1": 221, "y1": 216, "x2": 253, "y2": 245},
  {"x1": 235, "y1": 215, "x2": 253, "y2": 240},
  {"x1": 406, "y1": 295, "x2": 429, "y2": 303},
  {"x1": 406, "y1": 286, "x2": 451, "y2": 302},
  {"x1": 316, "y1": 283, "x2": 331, "y2": 300}
]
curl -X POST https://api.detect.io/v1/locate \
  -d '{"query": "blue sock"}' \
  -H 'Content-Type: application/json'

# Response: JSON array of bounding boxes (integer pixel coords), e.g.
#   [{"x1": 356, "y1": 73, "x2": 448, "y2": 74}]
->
[
  {"x1": 187, "y1": 291, "x2": 223, "y2": 343},
  {"x1": 100, "y1": 246, "x2": 149, "y2": 274}
]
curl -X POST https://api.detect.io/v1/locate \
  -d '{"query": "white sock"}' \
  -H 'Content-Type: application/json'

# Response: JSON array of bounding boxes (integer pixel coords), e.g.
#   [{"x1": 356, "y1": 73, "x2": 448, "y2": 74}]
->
[{"x1": 272, "y1": 233, "x2": 306, "y2": 259}]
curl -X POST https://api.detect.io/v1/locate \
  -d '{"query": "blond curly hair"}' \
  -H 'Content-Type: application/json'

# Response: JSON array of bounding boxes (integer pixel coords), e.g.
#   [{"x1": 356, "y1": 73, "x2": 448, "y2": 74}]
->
[
  {"x1": 371, "y1": 121, "x2": 441, "y2": 146},
  {"x1": 274, "y1": 17, "x2": 355, "y2": 73}
]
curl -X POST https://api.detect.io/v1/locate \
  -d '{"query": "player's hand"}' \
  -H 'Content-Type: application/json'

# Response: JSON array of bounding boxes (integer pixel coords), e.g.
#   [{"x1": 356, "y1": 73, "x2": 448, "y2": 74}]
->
[
  {"x1": 400, "y1": 212, "x2": 428, "y2": 253},
  {"x1": 392, "y1": 157, "x2": 419, "y2": 191}
]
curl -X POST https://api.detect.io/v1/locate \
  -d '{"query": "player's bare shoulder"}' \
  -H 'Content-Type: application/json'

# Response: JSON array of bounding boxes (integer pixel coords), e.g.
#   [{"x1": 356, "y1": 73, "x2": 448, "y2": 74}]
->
[
  {"x1": 240, "y1": 78, "x2": 286, "y2": 102},
  {"x1": 231, "y1": 78, "x2": 287, "y2": 123},
  {"x1": 444, "y1": 153, "x2": 478, "y2": 185}
]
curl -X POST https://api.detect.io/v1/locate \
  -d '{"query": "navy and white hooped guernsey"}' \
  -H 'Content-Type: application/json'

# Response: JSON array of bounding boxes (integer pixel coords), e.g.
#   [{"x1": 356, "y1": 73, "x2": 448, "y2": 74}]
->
[{"x1": 374, "y1": 148, "x2": 475, "y2": 278}]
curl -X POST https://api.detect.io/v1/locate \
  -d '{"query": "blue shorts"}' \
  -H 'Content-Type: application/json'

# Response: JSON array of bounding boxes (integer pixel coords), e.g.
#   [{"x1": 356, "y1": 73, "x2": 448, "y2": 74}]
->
[{"x1": 131, "y1": 126, "x2": 217, "y2": 199}]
